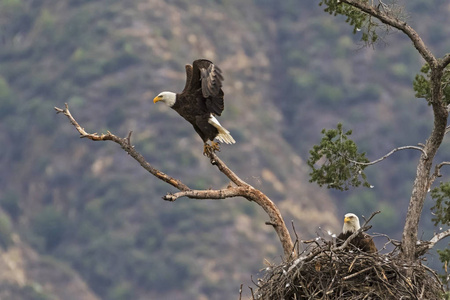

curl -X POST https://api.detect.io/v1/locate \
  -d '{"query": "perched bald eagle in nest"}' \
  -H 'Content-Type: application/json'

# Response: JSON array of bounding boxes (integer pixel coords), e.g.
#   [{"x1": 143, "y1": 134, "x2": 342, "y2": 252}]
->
[
  {"x1": 336, "y1": 213, "x2": 377, "y2": 253},
  {"x1": 153, "y1": 59, "x2": 235, "y2": 154}
]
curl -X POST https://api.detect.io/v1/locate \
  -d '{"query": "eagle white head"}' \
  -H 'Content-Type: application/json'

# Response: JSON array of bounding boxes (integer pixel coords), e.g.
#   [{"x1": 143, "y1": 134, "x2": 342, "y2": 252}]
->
[
  {"x1": 153, "y1": 91, "x2": 176, "y2": 107},
  {"x1": 342, "y1": 213, "x2": 360, "y2": 234}
]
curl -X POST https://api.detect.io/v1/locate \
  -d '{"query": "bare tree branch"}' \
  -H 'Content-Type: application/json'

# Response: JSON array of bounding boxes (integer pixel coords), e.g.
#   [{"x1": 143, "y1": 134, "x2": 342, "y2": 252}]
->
[
  {"x1": 429, "y1": 161, "x2": 450, "y2": 188},
  {"x1": 342, "y1": 266, "x2": 372, "y2": 281},
  {"x1": 441, "y1": 53, "x2": 450, "y2": 69},
  {"x1": 343, "y1": 145, "x2": 426, "y2": 166},
  {"x1": 429, "y1": 228, "x2": 450, "y2": 246},
  {"x1": 341, "y1": 0, "x2": 438, "y2": 67},
  {"x1": 55, "y1": 103, "x2": 295, "y2": 258},
  {"x1": 162, "y1": 186, "x2": 248, "y2": 201},
  {"x1": 339, "y1": 0, "x2": 449, "y2": 265},
  {"x1": 207, "y1": 152, "x2": 250, "y2": 187},
  {"x1": 54, "y1": 104, "x2": 190, "y2": 191},
  {"x1": 415, "y1": 228, "x2": 450, "y2": 257}
]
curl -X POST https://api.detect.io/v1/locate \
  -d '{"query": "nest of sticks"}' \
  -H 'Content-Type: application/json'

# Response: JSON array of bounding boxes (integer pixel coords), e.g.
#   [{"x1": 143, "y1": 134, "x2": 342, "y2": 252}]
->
[{"x1": 255, "y1": 235, "x2": 445, "y2": 300}]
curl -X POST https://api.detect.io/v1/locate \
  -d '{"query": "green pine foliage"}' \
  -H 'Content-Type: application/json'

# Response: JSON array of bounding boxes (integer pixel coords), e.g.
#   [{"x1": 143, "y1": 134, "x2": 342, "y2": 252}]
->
[
  {"x1": 430, "y1": 181, "x2": 450, "y2": 284},
  {"x1": 437, "y1": 247, "x2": 450, "y2": 297},
  {"x1": 308, "y1": 123, "x2": 371, "y2": 191},
  {"x1": 430, "y1": 182, "x2": 450, "y2": 227},
  {"x1": 414, "y1": 63, "x2": 450, "y2": 105},
  {"x1": 319, "y1": 0, "x2": 378, "y2": 44}
]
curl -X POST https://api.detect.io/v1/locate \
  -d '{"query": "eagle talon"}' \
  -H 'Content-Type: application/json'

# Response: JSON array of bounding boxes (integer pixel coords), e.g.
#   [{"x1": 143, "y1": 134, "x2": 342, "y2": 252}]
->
[
  {"x1": 211, "y1": 141, "x2": 221, "y2": 152},
  {"x1": 203, "y1": 144, "x2": 212, "y2": 156},
  {"x1": 203, "y1": 142, "x2": 221, "y2": 156}
]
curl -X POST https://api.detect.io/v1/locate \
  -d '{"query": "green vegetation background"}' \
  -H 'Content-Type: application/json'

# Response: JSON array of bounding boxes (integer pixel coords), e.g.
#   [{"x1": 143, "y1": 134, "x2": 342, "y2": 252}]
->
[{"x1": 0, "y1": 0, "x2": 449, "y2": 299}]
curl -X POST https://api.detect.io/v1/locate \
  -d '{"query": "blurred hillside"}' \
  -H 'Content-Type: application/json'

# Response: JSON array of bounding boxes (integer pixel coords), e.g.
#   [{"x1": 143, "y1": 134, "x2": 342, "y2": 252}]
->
[{"x1": 0, "y1": 0, "x2": 449, "y2": 299}]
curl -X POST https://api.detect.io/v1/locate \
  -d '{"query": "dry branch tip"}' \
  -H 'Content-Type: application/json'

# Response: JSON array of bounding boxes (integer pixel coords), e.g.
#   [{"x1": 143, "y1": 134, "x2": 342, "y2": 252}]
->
[
  {"x1": 163, "y1": 193, "x2": 177, "y2": 202},
  {"x1": 54, "y1": 107, "x2": 64, "y2": 114},
  {"x1": 126, "y1": 131, "x2": 133, "y2": 146}
]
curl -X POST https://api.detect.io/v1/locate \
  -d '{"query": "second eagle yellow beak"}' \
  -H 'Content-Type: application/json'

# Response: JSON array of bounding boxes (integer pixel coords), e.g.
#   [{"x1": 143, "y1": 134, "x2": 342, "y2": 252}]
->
[{"x1": 153, "y1": 96, "x2": 162, "y2": 103}]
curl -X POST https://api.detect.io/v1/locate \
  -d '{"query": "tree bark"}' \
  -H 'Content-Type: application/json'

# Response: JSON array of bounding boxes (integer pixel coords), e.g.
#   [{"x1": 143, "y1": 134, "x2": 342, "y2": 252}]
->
[
  {"x1": 340, "y1": 0, "x2": 449, "y2": 263},
  {"x1": 402, "y1": 66, "x2": 448, "y2": 262}
]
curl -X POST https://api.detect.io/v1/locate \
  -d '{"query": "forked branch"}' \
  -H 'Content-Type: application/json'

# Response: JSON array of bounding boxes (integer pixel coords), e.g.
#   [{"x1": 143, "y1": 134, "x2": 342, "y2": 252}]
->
[{"x1": 55, "y1": 104, "x2": 295, "y2": 258}]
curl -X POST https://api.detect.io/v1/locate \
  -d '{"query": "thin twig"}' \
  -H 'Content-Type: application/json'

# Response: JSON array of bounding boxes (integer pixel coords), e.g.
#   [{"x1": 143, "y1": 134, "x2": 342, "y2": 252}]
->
[
  {"x1": 342, "y1": 266, "x2": 372, "y2": 280},
  {"x1": 429, "y1": 161, "x2": 450, "y2": 187},
  {"x1": 341, "y1": 0, "x2": 438, "y2": 67},
  {"x1": 342, "y1": 146, "x2": 426, "y2": 166},
  {"x1": 126, "y1": 130, "x2": 133, "y2": 146},
  {"x1": 208, "y1": 152, "x2": 251, "y2": 187},
  {"x1": 248, "y1": 286, "x2": 255, "y2": 300},
  {"x1": 428, "y1": 228, "x2": 450, "y2": 247},
  {"x1": 422, "y1": 264, "x2": 444, "y2": 286},
  {"x1": 292, "y1": 221, "x2": 300, "y2": 257}
]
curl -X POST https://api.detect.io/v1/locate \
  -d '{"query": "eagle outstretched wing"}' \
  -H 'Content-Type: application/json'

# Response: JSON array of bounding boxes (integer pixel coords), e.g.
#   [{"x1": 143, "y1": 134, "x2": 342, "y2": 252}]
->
[
  {"x1": 182, "y1": 59, "x2": 224, "y2": 116},
  {"x1": 200, "y1": 63, "x2": 223, "y2": 98}
]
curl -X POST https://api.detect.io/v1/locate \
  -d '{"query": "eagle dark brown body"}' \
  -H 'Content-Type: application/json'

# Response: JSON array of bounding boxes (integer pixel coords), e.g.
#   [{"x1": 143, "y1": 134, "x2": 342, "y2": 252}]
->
[
  {"x1": 154, "y1": 59, "x2": 234, "y2": 154},
  {"x1": 336, "y1": 213, "x2": 377, "y2": 253},
  {"x1": 337, "y1": 231, "x2": 377, "y2": 253}
]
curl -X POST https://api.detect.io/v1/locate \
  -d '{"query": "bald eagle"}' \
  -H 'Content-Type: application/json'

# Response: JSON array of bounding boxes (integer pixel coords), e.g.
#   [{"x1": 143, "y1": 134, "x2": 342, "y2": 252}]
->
[
  {"x1": 153, "y1": 59, "x2": 235, "y2": 154},
  {"x1": 336, "y1": 213, "x2": 377, "y2": 253}
]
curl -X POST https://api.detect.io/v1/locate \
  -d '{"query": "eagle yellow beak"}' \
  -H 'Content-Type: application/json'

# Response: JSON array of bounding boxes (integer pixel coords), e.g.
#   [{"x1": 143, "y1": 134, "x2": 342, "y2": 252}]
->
[
  {"x1": 153, "y1": 96, "x2": 161, "y2": 103},
  {"x1": 344, "y1": 216, "x2": 351, "y2": 223}
]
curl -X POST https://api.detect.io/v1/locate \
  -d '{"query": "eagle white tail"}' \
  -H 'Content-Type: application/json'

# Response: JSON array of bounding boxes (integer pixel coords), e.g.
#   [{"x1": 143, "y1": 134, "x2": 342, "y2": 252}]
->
[{"x1": 208, "y1": 115, "x2": 236, "y2": 145}]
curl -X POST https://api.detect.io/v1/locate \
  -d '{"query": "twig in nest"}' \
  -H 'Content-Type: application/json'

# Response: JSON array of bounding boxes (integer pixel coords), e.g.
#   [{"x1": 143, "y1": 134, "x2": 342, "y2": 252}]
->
[
  {"x1": 257, "y1": 238, "x2": 444, "y2": 300},
  {"x1": 342, "y1": 266, "x2": 372, "y2": 280},
  {"x1": 292, "y1": 220, "x2": 300, "y2": 256},
  {"x1": 248, "y1": 286, "x2": 255, "y2": 300}
]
